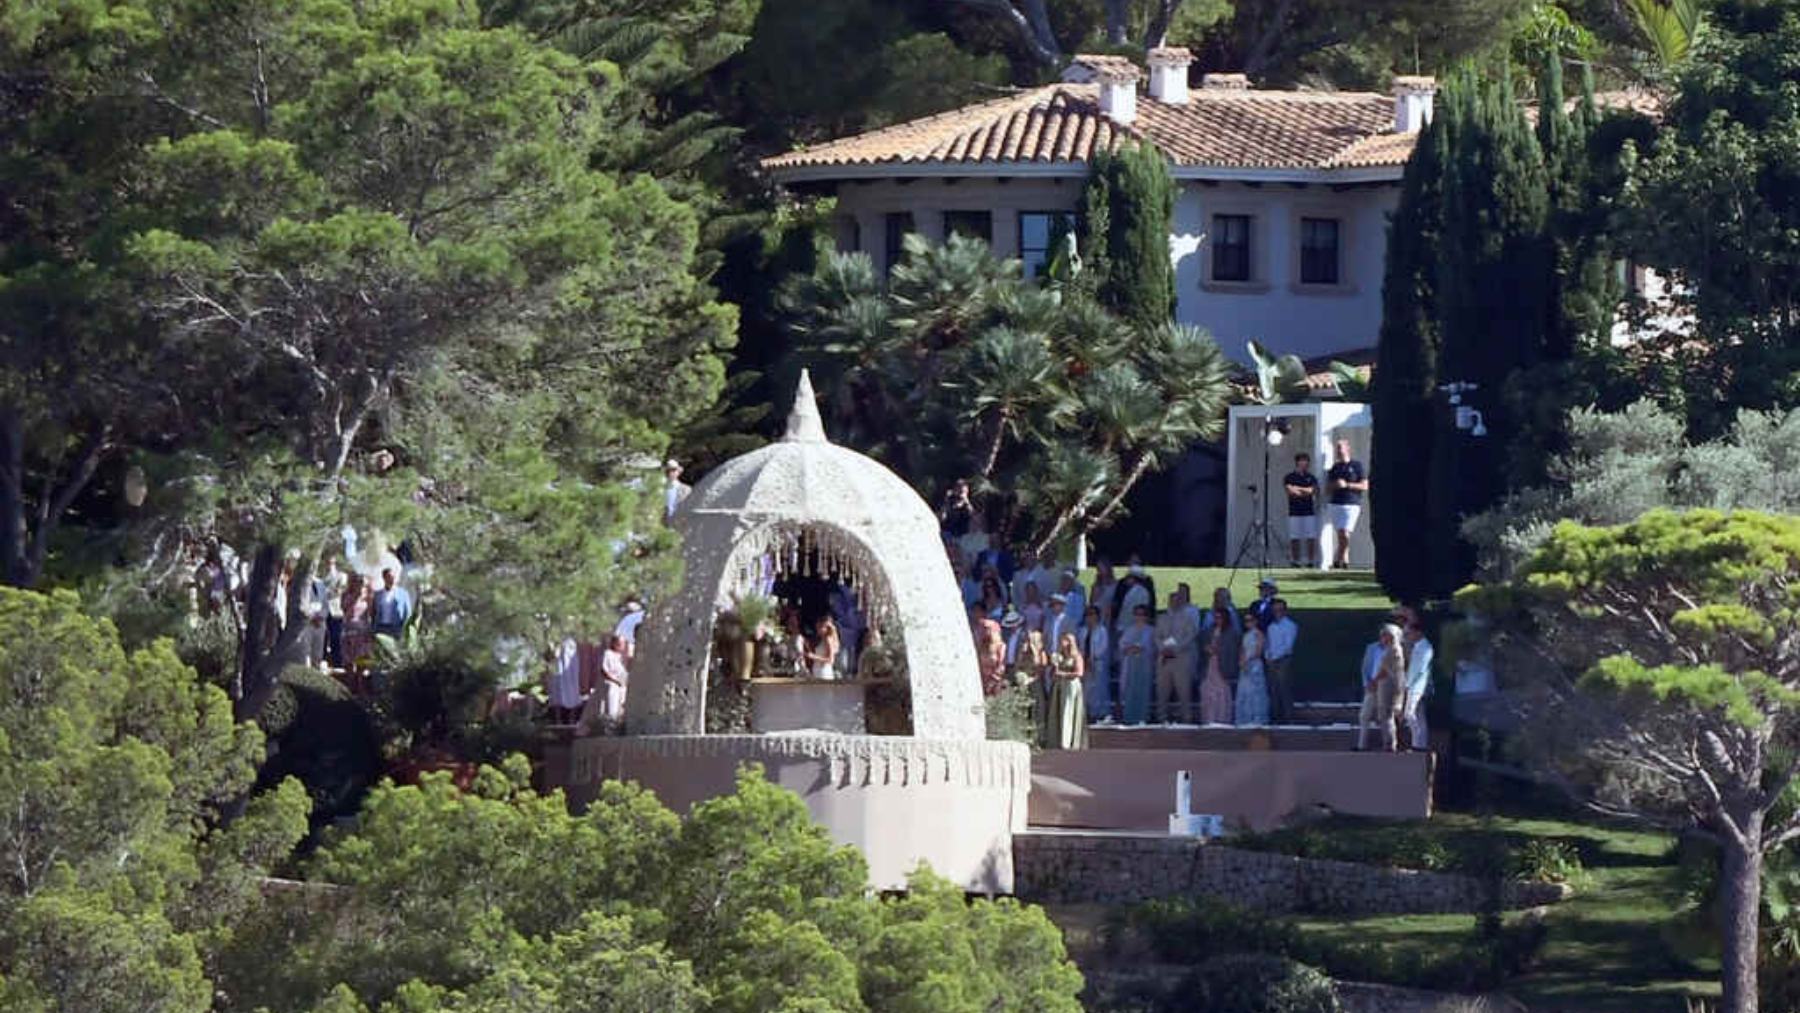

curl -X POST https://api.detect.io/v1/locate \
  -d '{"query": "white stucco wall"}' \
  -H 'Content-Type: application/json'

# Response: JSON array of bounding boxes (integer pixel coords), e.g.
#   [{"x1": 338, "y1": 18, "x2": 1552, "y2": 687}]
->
[
  {"x1": 829, "y1": 176, "x2": 1400, "y2": 364},
  {"x1": 1172, "y1": 182, "x2": 1398, "y2": 364}
]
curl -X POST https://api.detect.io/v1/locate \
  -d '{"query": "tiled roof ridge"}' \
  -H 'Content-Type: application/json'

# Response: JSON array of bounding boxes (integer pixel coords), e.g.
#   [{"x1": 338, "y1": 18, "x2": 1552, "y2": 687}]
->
[
  {"x1": 763, "y1": 82, "x2": 1416, "y2": 174},
  {"x1": 761, "y1": 85, "x2": 1066, "y2": 169}
]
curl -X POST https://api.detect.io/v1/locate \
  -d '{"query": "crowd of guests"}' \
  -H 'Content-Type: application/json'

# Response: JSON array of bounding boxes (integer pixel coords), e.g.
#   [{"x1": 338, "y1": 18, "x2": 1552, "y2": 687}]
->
[
  {"x1": 552, "y1": 601, "x2": 641, "y2": 730},
  {"x1": 942, "y1": 488, "x2": 1309, "y2": 750},
  {"x1": 193, "y1": 537, "x2": 416, "y2": 688},
  {"x1": 1354, "y1": 606, "x2": 1434, "y2": 752}
]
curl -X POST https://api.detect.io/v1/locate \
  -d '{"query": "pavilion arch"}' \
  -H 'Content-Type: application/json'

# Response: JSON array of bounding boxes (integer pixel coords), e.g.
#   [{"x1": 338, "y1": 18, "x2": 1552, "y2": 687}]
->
[{"x1": 626, "y1": 371, "x2": 985, "y2": 741}]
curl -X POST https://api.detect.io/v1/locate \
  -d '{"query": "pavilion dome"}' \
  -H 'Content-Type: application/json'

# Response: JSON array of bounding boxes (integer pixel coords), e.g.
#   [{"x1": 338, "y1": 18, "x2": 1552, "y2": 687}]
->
[
  {"x1": 627, "y1": 371, "x2": 986, "y2": 740},
  {"x1": 679, "y1": 387, "x2": 936, "y2": 536}
]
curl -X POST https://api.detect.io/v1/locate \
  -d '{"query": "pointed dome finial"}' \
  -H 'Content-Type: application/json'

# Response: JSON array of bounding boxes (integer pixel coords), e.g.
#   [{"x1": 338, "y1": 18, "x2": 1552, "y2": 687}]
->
[{"x1": 783, "y1": 369, "x2": 829, "y2": 443}]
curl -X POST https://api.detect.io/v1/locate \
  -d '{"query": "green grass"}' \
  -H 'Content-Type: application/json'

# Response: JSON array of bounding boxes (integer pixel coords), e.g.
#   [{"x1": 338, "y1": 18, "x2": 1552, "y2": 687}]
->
[
  {"x1": 1088, "y1": 566, "x2": 1394, "y2": 702},
  {"x1": 1047, "y1": 793, "x2": 1719, "y2": 1010},
  {"x1": 1288, "y1": 803, "x2": 1718, "y2": 1012}
]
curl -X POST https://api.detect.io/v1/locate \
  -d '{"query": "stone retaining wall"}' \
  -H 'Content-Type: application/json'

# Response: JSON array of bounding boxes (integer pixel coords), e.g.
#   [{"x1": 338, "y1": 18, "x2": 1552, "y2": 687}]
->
[{"x1": 1012, "y1": 831, "x2": 1569, "y2": 915}]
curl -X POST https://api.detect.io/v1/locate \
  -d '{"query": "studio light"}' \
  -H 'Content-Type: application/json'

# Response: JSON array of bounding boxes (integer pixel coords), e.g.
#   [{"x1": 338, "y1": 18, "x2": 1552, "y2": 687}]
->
[{"x1": 1266, "y1": 418, "x2": 1289, "y2": 447}]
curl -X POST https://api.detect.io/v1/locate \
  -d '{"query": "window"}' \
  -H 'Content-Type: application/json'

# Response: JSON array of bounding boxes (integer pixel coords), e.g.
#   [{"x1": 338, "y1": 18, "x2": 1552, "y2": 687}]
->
[
  {"x1": 883, "y1": 212, "x2": 915, "y2": 273},
  {"x1": 1018, "y1": 212, "x2": 1065, "y2": 280},
  {"x1": 1211, "y1": 214, "x2": 1252, "y2": 282},
  {"x1": 943, "y1": 210, "x2": 993, "y2": 245},
  {"x1": 1299, "y1": 217, "x2": 1341, "y2": 285}
]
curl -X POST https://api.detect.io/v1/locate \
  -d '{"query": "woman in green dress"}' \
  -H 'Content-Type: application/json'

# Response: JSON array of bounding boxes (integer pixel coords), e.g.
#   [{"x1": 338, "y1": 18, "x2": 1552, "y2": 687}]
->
[{"x1": 1048, "y1": 631, "x2": 1088, "y2": 750}]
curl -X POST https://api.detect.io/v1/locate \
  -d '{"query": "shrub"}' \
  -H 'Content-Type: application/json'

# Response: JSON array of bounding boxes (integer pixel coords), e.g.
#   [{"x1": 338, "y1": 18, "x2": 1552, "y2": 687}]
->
[
  {"x1": 1121, "y1": 897, "x2": 1302, "y2": 965},
  {"x1": 1511, "y1": 838, "x2": 1587, "y2": 886},
  {"x1": 985, "y1": 683, "x2": 1037, "y2": 744},
  {"x1": 1184, "y1": 954, "x2": 1341, "y2": 1013},
  {"x1": 381, "y1": 641, "x2": 497, "y2": 747},
  {"x1": 1232, "y1": 819, "x2": 1454, "y2": 872}
]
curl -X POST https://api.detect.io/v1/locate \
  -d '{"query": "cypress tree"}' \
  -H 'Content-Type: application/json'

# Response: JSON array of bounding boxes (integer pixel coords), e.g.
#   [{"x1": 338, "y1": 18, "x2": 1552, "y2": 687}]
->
[
  {"x1": 1371, "y1": 94, "x2": 1451, "y2": 604},
  {"x1": 1081, "y1": 141, "x2": 1176, "y2": 329},
  {"x1": 1376, "y1": 61, "x2": 1629, "y2": 599},
  {"x1": 1427, "y1": 68, "x2": 1551, "y2": 595},
  {"x1": 1077, "y1": 153, "x2": 1113, "y2": 297}
]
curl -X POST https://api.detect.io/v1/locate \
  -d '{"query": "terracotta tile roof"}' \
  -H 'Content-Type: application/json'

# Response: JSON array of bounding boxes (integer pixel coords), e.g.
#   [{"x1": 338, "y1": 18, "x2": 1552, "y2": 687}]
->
[
  {"x1": 1067, "y1": 54, "x2": 1144, "y2": 81},
  {"x1": 763, "y1": 83, "x2": 1416, "y2": 175},
  {"x1": 763, "y1": 86, "x2": 1136, "y2": 170},
  {"x1": 1325, "y1": 131, "x2": 1419, "y2": 168}
]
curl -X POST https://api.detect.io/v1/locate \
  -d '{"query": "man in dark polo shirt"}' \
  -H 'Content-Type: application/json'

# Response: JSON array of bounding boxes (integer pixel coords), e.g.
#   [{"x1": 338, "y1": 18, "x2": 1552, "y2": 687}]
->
[
  {"x1": 1282, "y1": 453, "x2": 1320, "y2": 568},
  {"x1": 1325, "y1": 438, "x2": 1368, "y2": 570}
]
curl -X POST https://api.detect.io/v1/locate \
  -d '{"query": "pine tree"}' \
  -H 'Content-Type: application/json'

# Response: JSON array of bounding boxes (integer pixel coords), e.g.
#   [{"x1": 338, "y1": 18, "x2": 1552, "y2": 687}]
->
[
  {"x1": 1082, "y1": 142, "x2": 1177, "y2": 330},
  {"x1": 1370, "y1": 98, "x2": 1450, "y2": 604}
]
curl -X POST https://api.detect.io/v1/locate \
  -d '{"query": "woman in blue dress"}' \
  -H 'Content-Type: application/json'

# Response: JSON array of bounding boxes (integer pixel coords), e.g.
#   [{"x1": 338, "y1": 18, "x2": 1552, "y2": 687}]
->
[
  {"x1": 1079, "y1": 605, "x2": 1113, "y2": 723},
  {"x1": 1117, "y1": 604, "x2": 1156, "y2": 725},
  {"x1": 1235, "y1": 611, "x2": 1272, "y2": 726}
]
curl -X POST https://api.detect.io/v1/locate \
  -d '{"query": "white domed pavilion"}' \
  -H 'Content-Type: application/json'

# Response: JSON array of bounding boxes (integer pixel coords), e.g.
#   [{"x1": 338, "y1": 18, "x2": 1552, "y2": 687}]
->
[
  {"x1": 628, "y1": 370, "x2": 985, "y2": 740},
  {"x1": 568, "y1": 372, "x2": 1029, "y2": 893}
]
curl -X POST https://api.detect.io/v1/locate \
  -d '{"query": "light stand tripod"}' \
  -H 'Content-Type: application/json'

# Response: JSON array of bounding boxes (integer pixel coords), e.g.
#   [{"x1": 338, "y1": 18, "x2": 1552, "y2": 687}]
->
[{"x1": 1227, "y1": 417, "x2": 1285, "y2": 583}]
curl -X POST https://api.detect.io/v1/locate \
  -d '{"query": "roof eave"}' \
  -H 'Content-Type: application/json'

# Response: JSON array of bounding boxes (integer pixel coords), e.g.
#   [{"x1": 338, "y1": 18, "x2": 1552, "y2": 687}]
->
[
  {"x1": 765, "y1": 159, "x2": 1405, "y2": 186},
  {"x1": 765, "y1": 160, "x2": 1092, "y2": 184}
]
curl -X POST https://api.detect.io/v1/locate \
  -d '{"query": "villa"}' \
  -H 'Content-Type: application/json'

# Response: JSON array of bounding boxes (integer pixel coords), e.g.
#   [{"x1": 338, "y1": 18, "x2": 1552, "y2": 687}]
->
[{"x1": 762, "y1": 49, "x2": 1437, "y2": 365}]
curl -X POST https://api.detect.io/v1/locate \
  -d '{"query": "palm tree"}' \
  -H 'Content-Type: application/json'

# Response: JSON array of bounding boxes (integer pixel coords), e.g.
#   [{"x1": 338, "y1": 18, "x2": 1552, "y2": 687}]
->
[
  {"x1": 1245, "y1": 339, "x2": 1312, "y2": 405},
  {"x1": 951, "y1": 327, "x2": 1070, "y2": 480},
  {"x1": 1050, "y1": 296, "x2": 1134, "y2": 380},
  {"x1": 1023, "y1": 442, "x2": 1117, "y2": 557},
  {"x1": 1081, "y1": 361, "x2": 1162, "y2": 460},
  {"x1": 1626, "y1": 0, "x2": 1704, "y2": 70},
  {"x1": 776, "y1": 251, "x2": 900, "y2": 448},
  {"x1": 1087, "y1": 323, "x2": 1232, "y2": 528},
  {"x1": 889, "y1": 233, "x2": 1015, "y2": 353}
]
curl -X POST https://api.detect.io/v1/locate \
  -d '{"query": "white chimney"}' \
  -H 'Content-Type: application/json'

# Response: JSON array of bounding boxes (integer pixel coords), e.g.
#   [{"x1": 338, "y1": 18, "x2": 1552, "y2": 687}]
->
[
  {"x1": 1393, "y1": 75, "x2": 1437, "y2": 133},
  {"x1": 1146, "y1": 46, "x2": 1194, "y2": 105},
  {"x1": 1097, "y1": 65, "x2": 1141, "y2": 126}
]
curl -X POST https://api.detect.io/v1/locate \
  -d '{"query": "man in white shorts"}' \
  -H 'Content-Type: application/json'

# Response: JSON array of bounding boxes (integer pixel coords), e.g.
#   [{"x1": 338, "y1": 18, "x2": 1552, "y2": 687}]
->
[
  {"x1": 1325, "y1": 438, "x2": 1368, "y2": 570},
  {"x1": 1282, "y1": 453, "x2": 1321, "y2": 567}
]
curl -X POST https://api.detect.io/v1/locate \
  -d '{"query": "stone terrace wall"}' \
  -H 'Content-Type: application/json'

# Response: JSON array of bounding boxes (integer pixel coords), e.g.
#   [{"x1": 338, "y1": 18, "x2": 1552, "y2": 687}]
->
[{"x1": 1013, "y1": 831, "x2": 1568, "y2": 915}]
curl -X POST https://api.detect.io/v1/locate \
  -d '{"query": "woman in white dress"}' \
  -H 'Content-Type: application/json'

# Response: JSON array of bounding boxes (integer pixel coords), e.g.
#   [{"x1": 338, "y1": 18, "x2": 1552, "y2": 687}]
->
[
  {"x1": 547, "y1": 636, "x2": 586, "y2": 723},
  {"x1": 808, "y1": 617, "x2": 841, "y2": 680},
  {"x1": 1234, "y1": 612, "x2": 1271, "y2": 726}
]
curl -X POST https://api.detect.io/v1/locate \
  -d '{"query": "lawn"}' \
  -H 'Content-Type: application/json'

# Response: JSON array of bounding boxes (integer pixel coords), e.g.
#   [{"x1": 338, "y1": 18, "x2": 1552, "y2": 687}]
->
[
  {"x1": 1086, "y1": 566, "x2": 1394, "y2": 702},
  {"x1": 1287, "y1": 802, "x2": 1718, "y2": 1012},
  {"x1": 1048, "y1": 796, "x2": 1718, "y2": 1011}
]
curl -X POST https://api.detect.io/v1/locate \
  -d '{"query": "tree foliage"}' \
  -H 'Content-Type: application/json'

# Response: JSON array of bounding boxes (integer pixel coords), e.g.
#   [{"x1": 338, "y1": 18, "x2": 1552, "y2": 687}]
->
[
  {"x1": 215, "y1": 763, "x2": 1082, "y2": 1013},
  {"x1": 1370, "y1": 88, "x2": 1448, "y2": 605},
  {"x1": 1463, "y1": 400, "x2": 1800, "y2": 581},
  {"x1": 2, "y1": 0, "x2": 737, "y2": 720},
  {"x1": 1625, "y1": 0, "x2": 1800, "y2": 438},
  {"x1": 1463, "y1": 510, "x2": 1800, "y2": 1012},
  {"x1": 0, "y1": 588, "x2": 309, "y2": 1013}
]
